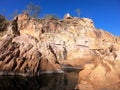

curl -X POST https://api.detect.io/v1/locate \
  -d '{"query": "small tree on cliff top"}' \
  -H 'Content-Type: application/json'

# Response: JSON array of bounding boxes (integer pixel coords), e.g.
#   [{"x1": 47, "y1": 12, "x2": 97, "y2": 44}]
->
[
  {"x1": 25, "y1": 2, "x2": 40, "y2": 18},
  {"x1": 44, "y1": 14, "x2": 60, "y2": 20},
  {"x1": 11, "y1": 9, "x2": 19, "y2": 19},
  {"x1": 75, "y1": 8, "x2": 80, "y2": 17}
]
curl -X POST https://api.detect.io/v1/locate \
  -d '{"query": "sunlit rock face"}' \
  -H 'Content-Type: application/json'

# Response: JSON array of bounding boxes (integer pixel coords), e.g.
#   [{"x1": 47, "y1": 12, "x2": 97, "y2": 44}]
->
[{"x1": 0, "y1": 13, "x2": 120, "y2": 89}]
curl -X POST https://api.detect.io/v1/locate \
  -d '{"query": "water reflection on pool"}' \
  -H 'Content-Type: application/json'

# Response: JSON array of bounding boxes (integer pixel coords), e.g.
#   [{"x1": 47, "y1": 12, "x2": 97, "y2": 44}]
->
[{"x1": 0, "y1": 71, "x2": 79, "y2": 90}]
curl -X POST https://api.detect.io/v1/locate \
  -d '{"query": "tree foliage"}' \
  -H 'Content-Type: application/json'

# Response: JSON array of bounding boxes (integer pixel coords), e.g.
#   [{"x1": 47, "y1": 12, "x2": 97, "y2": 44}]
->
[
  {"x1": 0, "y1": 14, "x2": 9, "y2": 32},
  {"x1": 25, "y1": 2, "x2": 40, "y2": 18},
  {"x1": 11, "y1": 9, "x2": 19, "y2": 19},
  {"x1": 75, "y1": 8, "x2": 80, "y2": 17},
  {"x1": 0, "y1": 14, "x2": 6, "y2": 23},
  {"x1": 44, "y1": 14, "x2": 60, "y2": 20}
]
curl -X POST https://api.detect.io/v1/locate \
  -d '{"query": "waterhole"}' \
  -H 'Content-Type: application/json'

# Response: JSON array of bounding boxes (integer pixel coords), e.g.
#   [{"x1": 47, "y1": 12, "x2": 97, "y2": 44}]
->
[{"x1": 0, "y1": 71, "x2": 79, "y2": 90}]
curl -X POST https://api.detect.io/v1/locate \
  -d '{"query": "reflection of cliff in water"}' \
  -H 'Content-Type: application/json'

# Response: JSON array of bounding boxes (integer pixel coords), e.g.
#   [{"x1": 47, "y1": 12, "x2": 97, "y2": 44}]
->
[{"x1": 0, "y1": 71, "x2": 79, "y2": 90}]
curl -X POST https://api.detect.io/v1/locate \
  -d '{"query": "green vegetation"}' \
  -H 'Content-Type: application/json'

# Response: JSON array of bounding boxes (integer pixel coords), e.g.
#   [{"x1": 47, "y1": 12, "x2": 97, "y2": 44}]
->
[
  {"x1": 11, "y1": 9, "x2": 19, "y2": 19},
  {"x1": 0, "y1": 14, "x2": 9, "y2": 32},
  {"x1": 0, "y1": 14, "x2": 9, "y2": 38},
  {"x1": 75, "y1": 8, "x2": 80, "y2": 17},
  {"x1": 23, "y1": 2, "x2": 40, "y2": 18},
  {"x1": 44, "y1": 14, "x2": 60, "y2": 20},
  {"x1": 0, "y1": 14, "x2": 6, "y2": 22}
]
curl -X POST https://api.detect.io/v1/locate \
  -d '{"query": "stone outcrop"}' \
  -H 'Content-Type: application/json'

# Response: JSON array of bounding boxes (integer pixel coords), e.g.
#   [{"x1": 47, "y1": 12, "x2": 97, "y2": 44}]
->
[
  {"x1": 0, "y1": 35, "x2": 61, "y2": 76},
  {"x1": 76, "y1": 60, "x2": 120, "y2": 90},
  {"x1": 64, "y1": 13, "x2": 72, "y2": 20},
  {"x1": 0, "y1": 13, "x2": 120, "y2": 89}
]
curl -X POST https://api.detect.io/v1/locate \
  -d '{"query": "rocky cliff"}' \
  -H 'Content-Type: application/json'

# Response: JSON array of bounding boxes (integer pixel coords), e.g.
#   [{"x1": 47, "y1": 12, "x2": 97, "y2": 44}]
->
[{"x1": 0, "y1": 13, "x2": 120, "y2": 89}]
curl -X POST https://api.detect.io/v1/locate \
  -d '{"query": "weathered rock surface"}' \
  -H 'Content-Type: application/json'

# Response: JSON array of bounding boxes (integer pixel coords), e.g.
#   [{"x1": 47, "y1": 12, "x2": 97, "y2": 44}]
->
[
  {"x1": 0, "y1": 35, "x2": 61, "y2": 76},
  {"x1": 0, "y1": 13, "x2": 120, "y2": 89}
]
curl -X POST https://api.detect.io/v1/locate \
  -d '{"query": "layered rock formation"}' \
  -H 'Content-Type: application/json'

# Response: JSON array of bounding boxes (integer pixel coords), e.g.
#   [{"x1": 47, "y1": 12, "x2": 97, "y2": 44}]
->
[{"x1": 0, "y1": 13, "x2": 120, "y2": 89}]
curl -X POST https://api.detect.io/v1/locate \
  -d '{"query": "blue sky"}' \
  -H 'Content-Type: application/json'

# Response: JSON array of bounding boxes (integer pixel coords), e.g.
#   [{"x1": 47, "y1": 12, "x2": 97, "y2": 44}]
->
[{"x1": 0, "y1": 0, "x2": 120, "y2": 36}]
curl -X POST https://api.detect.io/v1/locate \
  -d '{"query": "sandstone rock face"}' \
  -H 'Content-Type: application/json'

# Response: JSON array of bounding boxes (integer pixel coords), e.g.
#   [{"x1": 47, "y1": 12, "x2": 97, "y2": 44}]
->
[
  {"x1": 76, "y1": 61, "x2": 120, "y2": 90},
  {"x1": 0, "y1": 35, "x2": 61, "y2": 76},
  {"x1": 0, "y1": 13, "x2": 120, "y2": 89}
]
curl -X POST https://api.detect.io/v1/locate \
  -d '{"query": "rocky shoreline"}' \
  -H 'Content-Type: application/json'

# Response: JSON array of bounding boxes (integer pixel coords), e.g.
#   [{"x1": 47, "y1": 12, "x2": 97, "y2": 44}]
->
[{"x1": 0, "y1": 13, "x2": 120, "y2": 89}]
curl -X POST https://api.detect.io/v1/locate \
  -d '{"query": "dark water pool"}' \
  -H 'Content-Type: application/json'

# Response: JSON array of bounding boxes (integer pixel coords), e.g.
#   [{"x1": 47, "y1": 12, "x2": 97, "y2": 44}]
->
[{"x1": 0, "y1": 71, "x2": 79, "y2": 90}]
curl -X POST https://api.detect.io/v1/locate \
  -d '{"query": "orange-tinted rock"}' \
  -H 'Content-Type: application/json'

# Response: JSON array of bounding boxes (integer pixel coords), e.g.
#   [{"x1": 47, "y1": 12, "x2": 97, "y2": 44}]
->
[
  {"x1": 77, "y1": 61, "x2": 120, "y2": 90},
  {"x1": 0, "y1": 34, "x2": 61, "y2": 76},
  {"x1": 40, "y1": 58, "x2": 59, "y2": 72}
]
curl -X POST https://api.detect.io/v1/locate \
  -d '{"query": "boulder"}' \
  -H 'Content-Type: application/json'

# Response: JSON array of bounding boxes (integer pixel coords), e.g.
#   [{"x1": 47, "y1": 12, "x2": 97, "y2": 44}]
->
[
  {"x1": 64, "y1": 13, "x2": 72, "y2": 20},
  {"x1": 77, "y1": 61, "x2": 120, "y2": 90}
]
